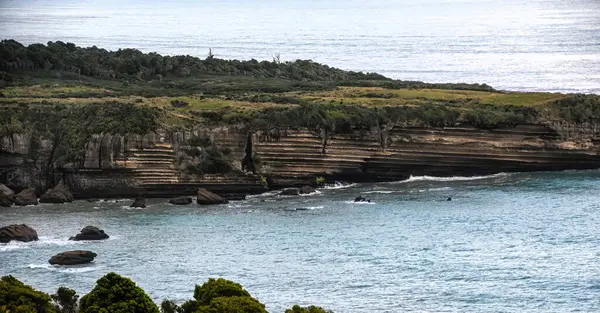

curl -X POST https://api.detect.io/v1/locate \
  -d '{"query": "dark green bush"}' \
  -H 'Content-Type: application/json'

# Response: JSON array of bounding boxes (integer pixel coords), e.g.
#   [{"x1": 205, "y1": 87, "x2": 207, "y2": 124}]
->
[
  {"x1": 0, "y1": 275, "x2": 56, "y2": 313},
  {"x1": 179, "y1": 278, "x2": 267, "y2": 313},
  {"x1": 285, "y1": 305, "x2": 334, "y2": 313},
  {"x1": 51, "y1": 287, "x2": 78, "y2": 313},
  {"x1": 79, "y1": 272, "x2": 159, "y2": 313}
]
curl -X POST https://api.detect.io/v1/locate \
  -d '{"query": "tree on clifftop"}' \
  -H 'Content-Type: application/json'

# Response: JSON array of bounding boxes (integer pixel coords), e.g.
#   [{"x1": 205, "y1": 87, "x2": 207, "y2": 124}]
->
[{"x1": 79, "y1": 272, "x2": 159, "y2": 313}]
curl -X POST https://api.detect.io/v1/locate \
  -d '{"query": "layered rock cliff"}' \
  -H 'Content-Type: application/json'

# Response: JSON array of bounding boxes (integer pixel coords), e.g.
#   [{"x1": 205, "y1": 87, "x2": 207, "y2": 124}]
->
[{"x1": 1, "y1": 122, "x2": 599, "y2": 199}]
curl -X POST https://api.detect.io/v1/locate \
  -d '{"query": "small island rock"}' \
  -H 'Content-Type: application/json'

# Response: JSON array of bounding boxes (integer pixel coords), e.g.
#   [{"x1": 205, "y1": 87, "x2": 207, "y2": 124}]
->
[
  {"x1": 39, "y1": 182, "x2": 74, "y2": 204},
  {"x1": 169, "y1": 196, "x2": 192, "y2": 205},
  {"x1": 49, "y1": 250, "x2": 97, "y2": 265},
  {"x1": 69, "y1": 226, "x2": 109, "y2": 241},
  {"x1": 0, "y1": 224, "x2": 39, "y2": 243},
  {"x1": 197, "y1": 188, "x2": 228, "y2": 205},
  {"x1": 14, "y1": 188, "x2": 38, "y2": 206},
  {"x1": 130, "y1": 197, "x2": 146, "y2": 208},
  {"x1": 280, "y1": 188, "x2": 300, "y2": 196},
  {"x1": 300, "y1": 186, "x2": 316, "y2": 194}
]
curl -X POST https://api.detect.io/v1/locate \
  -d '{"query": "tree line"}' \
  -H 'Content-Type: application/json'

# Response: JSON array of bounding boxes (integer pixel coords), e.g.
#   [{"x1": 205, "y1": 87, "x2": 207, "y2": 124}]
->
[
  {"x1": 0, "y1": 273, "x2": 333, "y2": 313},
  {"x1": 0, "y1": 40, "x2": 387, "y2": 82}
]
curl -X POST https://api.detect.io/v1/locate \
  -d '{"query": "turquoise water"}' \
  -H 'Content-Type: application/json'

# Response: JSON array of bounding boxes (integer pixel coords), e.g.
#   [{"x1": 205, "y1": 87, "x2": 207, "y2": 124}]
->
[
  {"x1": 1, "y1": 0, "x2": 599, "y2": 93},
  {"x1": 2, "y1": 171, "x2": 600, "y2": 312}
]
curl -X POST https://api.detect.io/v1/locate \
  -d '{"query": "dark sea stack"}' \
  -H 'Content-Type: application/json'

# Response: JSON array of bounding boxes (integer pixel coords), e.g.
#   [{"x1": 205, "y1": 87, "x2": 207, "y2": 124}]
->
[
  {"x1": 14, "y1": 188, "x2": 38, "y2": 206},
  {"x1": 0, "y1": 224, "x2": 39, "y2": 243},
  {"x1": 39, "y1": 182, "x2": 74, "y2": 204},
  {"x1": 280, "y1": 188, "x2": 300, "y2": 196},
  {"x1": 69, "y1": 226, "x2": 109, "y2": 241},
  {"x1": 49, "y1": 250, "x2": 97, "y2": 265},
  {"x1": 197, "y1": 188, "x2": 228, "y2": 205},
  {"x1": 169, "y1": 196, "x2": 192, "y2": 205},
  {"x1": 130, "y1": 197, "x2": 146, "y2": 208},
  {"x1": 299, "y1": 186, "x2": 316, "y2": 194},
  {"x1": 0, "y1": 184, "x2": 15, "y2": 202}
]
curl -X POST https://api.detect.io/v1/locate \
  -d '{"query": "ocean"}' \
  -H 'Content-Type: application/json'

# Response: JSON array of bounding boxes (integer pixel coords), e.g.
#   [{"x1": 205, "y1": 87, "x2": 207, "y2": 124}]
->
[
  {"x1": 1, "y1": 171, "x2": 600, "y2": 312},
  {"x1": 0, "y1": 0, "x2": 599, "y2": 93}
]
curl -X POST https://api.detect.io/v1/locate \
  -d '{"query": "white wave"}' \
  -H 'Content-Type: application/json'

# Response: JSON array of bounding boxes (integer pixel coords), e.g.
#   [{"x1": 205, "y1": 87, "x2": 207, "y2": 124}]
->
[
  {"x1": 0, "y1": 241, "x2": 30, "y2": 251},
  {"x1": 299, "y1": 190, "x2": 322, "y2": 196},
  {"x1": 428, "y1": 187, "x2": 453, "y2": 191},
  {"x1": 27, "y1": 263, "x2": 99, "y2": 273},
  {"x1": 99, "y1": 198, "x2": 131, "y2": 203},
  {"x1": 364, "y1": 190, "x2": 394, "y2": 194},
  {"x1": 344, "y1": 200, "x2": 376, "y2": 205},
  {"x1": 390, "y1": 173, "x2": 508, "y2": 184},
  {"x1": 301, "y1": 206, "x2": 324, "y2": 210},
  {"x1": 247, "y1": 190, "x2": 280, "y2": 198},
  {"x1": 320, "y1": 182, "x2": 358, "y2": 190}
]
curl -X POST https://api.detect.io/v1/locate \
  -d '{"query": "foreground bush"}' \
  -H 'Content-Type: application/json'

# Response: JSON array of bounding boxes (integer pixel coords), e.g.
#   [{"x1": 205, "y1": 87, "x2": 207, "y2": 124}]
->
[
  {"x1": 285, "y1": 305, "x2": 334, "y2": 313},
  {"x1": 51, "y1": 287, "x2": 79, "y2": 313},
  {"x1": 162, "y1": 278, "x2": 267, "y2": 313},
  {"x1": 79, "y1": 272, "x2": 159, "y2": 313},
  {"x1": 0, "y1": 275, "x2": 56, "y2": 313}
]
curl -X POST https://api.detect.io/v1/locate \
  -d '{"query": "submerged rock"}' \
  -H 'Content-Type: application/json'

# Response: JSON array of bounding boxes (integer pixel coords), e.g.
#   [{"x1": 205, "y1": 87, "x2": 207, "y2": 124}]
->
[
  {"x1": 197, "y1": 188, "x2": 228, "y2": 205},
  {"x1": 49, "y1": 250, "x2": 97, "y2": 265},
  {"x1": 130, "y1": 197, "x2": 146, "y2": 208},
  {"x1": 14, "y1": 188, "x2": 38, "y2": 206},
  {"x1": 0, "y1": 224, "x2": 39, "y2": 243},
  {"x1": 280, "y1": 188, "x2": 300, "y2": 196},
  {"x1": 169, "y1": 196, "x2": 192, "y2": 205},
  {"x1": 69, "y1": 226, "x2": 109, "y2": 241},
  {"x1": 300, "y1": 186, "x2": 316, "y2": 194},
  {"x1": 39, "y1": 182, "x2": 74, "y2": 204}
]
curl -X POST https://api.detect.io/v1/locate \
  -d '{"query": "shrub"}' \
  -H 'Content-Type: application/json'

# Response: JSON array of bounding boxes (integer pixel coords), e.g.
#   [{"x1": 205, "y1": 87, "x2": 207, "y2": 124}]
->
[
  {"x1": 285, "y1": 305, "x2": 334, "y2": 313},
  {"x1": 79, "y1": 272, "x2": 159, "y2": 313},
  {"x1": 51, "y1": 287, "x2": 78, "y2": 313},
  {"x1": 0, "y1": 275, "x2": 56, "y2": 313},
  {"x1": 181, "y1": 278, "x2": 267, "y2": 313}
]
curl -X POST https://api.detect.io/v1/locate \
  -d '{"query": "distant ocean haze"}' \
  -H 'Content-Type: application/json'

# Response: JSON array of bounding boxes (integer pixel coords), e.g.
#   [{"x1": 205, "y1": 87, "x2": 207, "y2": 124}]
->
[{"x1": 1, "y1": 0, "x2": 599, "y2": 93}]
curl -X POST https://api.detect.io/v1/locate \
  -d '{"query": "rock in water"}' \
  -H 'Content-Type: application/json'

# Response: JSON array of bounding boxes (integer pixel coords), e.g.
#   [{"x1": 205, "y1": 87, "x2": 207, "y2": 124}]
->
[
  {"x1": 49, "y1": 250, "x2": 97, "y2": 265},
  {"x1": 0, "y1": 193, "x2": 12, "y2": 207},
  {"x1": 39, "y1": 182, "x2": 74, "y2": 204},
  {"x1": 0, "y1": 184, "x2": 15, "y2": 202},
  {"x1": 0, "y1": 224, "x2": 39, "y2": 243},
  {"x1": 130, "y1": 197, "x2": 146, "y2": 208},
  {"x1": 14, "y1": 188, "x2": 38, "y2": 206},
  {"x1": 300, "y1": 186, "x2": 316, "y2": 194},
  {"x1": 280, "y1": 188, "x2": 300, "y2": 196},
  {"x1": 69, "y1": 226, "x2": 109, "y2": 241},
  {"x1": 197, "y1": 188, "x2": 228, "y2": 205},
  {"x1": 169, "y1": 196, "x2": 192, "y2": 205}
]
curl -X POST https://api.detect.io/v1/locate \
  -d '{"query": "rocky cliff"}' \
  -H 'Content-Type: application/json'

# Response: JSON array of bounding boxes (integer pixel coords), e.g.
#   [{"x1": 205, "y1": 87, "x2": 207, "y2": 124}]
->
[{"x1": 1, "y1": 123, "x2": 599, "y2": 199}]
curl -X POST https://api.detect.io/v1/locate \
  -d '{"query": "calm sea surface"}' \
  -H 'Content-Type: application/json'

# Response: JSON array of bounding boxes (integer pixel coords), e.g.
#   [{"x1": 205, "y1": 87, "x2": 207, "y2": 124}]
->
[
  {"x1": 1, "y1": 171, "x2": 600, "y2": 312},
  {"x1": 0, "y1": 0, "x2": 599, "y2": 93}
]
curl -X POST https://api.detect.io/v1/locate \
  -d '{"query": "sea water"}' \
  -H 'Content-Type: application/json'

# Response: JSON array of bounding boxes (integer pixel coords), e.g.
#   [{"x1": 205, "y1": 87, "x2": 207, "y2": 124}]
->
[{"x1": 2, "y1": 171, "x2": 600, "y2": 312}]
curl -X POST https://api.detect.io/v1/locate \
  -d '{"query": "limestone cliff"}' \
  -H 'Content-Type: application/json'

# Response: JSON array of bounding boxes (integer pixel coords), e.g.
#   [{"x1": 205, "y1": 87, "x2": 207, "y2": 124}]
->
[{"x1": 1, "y1": 123, "x2": 599, "y2": 199}]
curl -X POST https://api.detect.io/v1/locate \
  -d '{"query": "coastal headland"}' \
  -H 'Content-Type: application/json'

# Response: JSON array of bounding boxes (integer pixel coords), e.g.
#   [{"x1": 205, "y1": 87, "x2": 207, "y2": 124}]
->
[{"x1": 1, "y1": 40, "x2": 599, "y2": 200}]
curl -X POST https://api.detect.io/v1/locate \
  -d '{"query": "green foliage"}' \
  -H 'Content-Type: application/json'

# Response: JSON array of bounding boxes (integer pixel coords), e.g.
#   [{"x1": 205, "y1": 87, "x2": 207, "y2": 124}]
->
[
  {"x1": 315, "y1": 177, "x2": 326, "y2": 185},
  {"x1": 180, "y1": 278, "x2": 266, "y2": 313},
  {"x1": 554, "y1": 94, "x2": 600, "y2": 124},
  {"x1": 185, "y1": 146, "x2": 234, "y2": 175},
  {"x1": 285, "y1": 305, "x2": 334, "y2": 313},
  {"x1": 79, "y1": 272, "x2": 159, "y2": 313},
  {"x1": 51, "y1": 287, "x2": 78, "y2": 313},
  {"x1": 0, "y1": 275, "x2": 56, "y2": 313},
  {"x1": 0, "y1": 40, "x2": 386, "y2": 82},
  {"x1": 160, "y1": 300, "x2": 183, "y2": 313}
]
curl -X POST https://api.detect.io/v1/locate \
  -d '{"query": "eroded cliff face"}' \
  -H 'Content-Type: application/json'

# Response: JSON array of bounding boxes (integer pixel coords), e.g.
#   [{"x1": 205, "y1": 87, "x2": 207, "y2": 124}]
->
[{"x1": 1, "y1": 123, "x2": 599, "y2": 199}]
